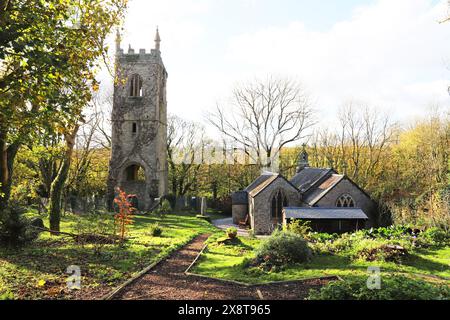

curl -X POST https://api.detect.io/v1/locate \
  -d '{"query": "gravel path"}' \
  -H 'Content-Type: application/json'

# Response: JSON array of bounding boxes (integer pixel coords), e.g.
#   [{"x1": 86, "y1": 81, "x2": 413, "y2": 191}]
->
[{"x1": 115, "y1": 234, "x2": 332, "y2": 300}]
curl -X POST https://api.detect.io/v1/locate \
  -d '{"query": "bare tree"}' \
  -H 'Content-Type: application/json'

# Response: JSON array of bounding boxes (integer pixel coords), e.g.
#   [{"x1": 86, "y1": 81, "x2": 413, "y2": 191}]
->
[
  {"x1": 90, "y1": 88, "x2": 113, "y2": 150},
  {"x1": 207, "y1": 76, "x2": 315, "y2": 171},
  {"x1": 167, "y1": 114, "x2": 210, "y2": 196},
  {"x1": 440, "y1": 0, "x2": 450, "y2": 23}
]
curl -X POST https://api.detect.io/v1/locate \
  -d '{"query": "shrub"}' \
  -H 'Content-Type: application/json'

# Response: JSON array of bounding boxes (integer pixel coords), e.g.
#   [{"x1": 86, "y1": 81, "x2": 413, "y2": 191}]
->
[
  {"x1": 153, "y1": 199, "x2": 172, "y2": 216},
  {"x1": 226, "y1": 227, "x2": 237, "y2": 239},
  {"x1": 254, "y1": 230, "x2": 312, "y2": 268},
  {"x1": 0, "y1": 205, "x2": 41, "y2": 246},
  {"x1": 361, "y1": 225, "x2": 415, "y2": 240},
  {"x1": 313, "y1": 232, "x2": 360, "y2": 254},
  {"x1": 415, "y1": 227, "x2": 449, "y2": 247},
  {"x1": 159, "y1": 199, "x2": 172, "y2": 214},
  {"x1": 114, "y1": 188, "x2": 135, "y2": 242},
  {"x1": 284, "y1": 220, "x2": 312, "y2": 238},
  {"x1": 351, "y1": 239, "x2": 409, "y2": 262},
  {"x1": 309, "y1": 232, "x2": 339, "y2": 243},
  {"x1": 308, "y1": 275, "x2": 450, "y2": 300},
  {"x1": 0, "y1": 290, "x2": 15, "y2": 300},
  {"x1": 149, "y1": 223, "x2": 163, "y2": 237}
]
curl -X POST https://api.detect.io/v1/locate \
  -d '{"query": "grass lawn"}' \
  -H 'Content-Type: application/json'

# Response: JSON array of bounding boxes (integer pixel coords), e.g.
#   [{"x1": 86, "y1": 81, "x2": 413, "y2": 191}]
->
[
  {"x1": 0, "y1": 211, "x2": 219, "y2": 300},
  {"x1": 192, "y1": 235, "x2": 450, "y2": 286}
]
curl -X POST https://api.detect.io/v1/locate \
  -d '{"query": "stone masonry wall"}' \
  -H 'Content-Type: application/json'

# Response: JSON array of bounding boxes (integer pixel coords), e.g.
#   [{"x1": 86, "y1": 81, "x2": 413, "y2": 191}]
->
[
  {"x1": 315, "y1": 178, "x2": 378, "y2": 228},
  {"x1": 250, "y1": 178, "x2": 301, "y2": 235}
]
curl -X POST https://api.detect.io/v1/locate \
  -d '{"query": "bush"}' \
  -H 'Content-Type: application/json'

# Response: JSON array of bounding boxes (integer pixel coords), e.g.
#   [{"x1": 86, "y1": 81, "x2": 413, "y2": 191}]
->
[
  {"x1": 284, "y1": 220, "x2": 312, "y2": 238},
  {"x1": 0, "y1": 290, "x2": 15, "y2": 300},
  {"x1": 149, "y1": 223, "x2": 163, "y2": 237},
  {"x1": 415, "y1": 227, "x2": 449, "y2": 247},
  {"x1": 351, "y1": 239, "x2": 409, "y2": 262},
  {"x1": 312, "y1": 232, "x2": 360, "y2": 254},
  {"x1": 309, "y1": 232, "x2": 339, "y2": 243},
  {"x1": 308, "y1": 275, "x2": 450, "y2": 300},
  {"x1": 159, "y1": 199, "x2": 172, "y2": 214},
  {"x1": 361, "y1": 225, "x2": 416, "y2": 240},
  {"x1": 153, "y1": 199, "x2": 172, "y2": 216},
  {"x1": 254, "y1": 230, "x2": 312, "y2": 269},
  {"x1": 0, "y1": 206, "x2": 41, "y2": 246},
  {"x1": 226, "y1": 227, "x2": 237, "y2": 239}
]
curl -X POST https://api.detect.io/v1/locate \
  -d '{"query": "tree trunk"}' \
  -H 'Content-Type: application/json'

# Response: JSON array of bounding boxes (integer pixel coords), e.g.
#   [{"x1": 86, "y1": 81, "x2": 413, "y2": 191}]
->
[
  {"x1": 0, "y1": 131, "x2": 20, "y2": 211},
  {"x1": 48, "y1": 125, "x2": 79, "y2": 234}
]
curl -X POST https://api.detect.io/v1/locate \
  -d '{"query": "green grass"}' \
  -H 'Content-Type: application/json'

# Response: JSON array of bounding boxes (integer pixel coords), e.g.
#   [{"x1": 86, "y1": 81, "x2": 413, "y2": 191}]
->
[
  {"x1": 0, "y1": 211, "x2": 219, "y2": 299},
  {"x1": 192, "y1": 236, "x2": 450, "y2": 285}
]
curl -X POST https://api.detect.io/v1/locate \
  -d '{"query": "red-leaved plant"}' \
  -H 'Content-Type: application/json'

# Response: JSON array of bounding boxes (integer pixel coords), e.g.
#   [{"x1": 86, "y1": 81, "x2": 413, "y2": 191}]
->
[{"x1": 114, "y1": 188, "x2": 135, "y2": 242}]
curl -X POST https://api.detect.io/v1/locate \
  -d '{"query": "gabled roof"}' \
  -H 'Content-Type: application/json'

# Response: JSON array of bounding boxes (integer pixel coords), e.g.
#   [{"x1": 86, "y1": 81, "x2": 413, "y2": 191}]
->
[
  {"x1": 246, "y1": 172, "x2": 299, "y2": 198},
  {"x1": 244, "y1": 172, "x2": 276, "y2": 192},
  {"x1": 284, "y1": 207, "x2": 368, "y2": 220},
  {"x1": 290, "y1": 167, "x2": 336, "y2": 192},
  {"x1": 303, "y1": 174, "x2": 344, "y2": 205},
  {"x1": 248, "y1": 173, "x2": 280, "y2": 197}
]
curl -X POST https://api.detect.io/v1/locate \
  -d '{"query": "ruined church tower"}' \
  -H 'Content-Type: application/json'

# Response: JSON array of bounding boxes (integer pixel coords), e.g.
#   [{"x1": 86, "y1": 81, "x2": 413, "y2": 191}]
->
[{"x1": 107, "y1": 28, "x2": 168, "y2": 211}]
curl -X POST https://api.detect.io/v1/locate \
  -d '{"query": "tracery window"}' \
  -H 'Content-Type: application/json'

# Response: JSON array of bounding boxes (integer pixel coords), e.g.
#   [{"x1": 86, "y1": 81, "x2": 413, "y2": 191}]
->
[
  {"x1": 271, "y1": 190, "x2": 288, "y2": 220},
  {"x1": 129, "y1": 74, "x2": 143, "y2": 97},
  {"x1": 336, "y1": 194, "x2": 355, "y2": 207}
]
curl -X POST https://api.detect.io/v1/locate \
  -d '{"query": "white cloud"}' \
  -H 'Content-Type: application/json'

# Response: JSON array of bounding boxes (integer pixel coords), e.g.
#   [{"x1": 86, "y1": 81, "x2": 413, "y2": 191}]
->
[
  {"x1": 97, "y1": 0, "x2": 450, "y2": 133},
  {"x1": 225, "y1": 0, "x2": 450, "y2": 124}
]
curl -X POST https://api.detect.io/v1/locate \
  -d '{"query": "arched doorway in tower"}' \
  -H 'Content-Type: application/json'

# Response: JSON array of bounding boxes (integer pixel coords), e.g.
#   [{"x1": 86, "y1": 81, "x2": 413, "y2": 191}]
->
[
  {"x1": 120, "y1": 164, "x2": 147, "y2": 210},
  {"x1": 124, "y1": 164, "x2": 146, "y2": 182}
]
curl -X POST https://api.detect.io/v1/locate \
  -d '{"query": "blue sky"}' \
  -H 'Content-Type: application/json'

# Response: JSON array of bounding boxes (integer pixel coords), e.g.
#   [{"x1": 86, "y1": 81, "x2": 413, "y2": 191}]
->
[{"x1": 100, "y1": 0, "x2": 450, "y2": 132}]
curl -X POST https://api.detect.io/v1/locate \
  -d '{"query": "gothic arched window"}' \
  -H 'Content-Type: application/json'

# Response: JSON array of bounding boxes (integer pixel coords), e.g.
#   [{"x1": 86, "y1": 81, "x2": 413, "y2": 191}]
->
[
  {"x1": 336, "y1": 194, "x2": 355, "y2": 207},
  {"x1": 129, "y1": 74, "x2": 143, "y2": 97},
  {"x1": 271, "y1": 190, "x2": 288, "y2": 220}
]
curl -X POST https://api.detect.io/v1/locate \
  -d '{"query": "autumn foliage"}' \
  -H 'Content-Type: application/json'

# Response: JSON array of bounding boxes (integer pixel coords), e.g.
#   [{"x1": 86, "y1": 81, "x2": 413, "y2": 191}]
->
[{"x1": 114, "y1": 188, "x2": 135, "y2": 242}]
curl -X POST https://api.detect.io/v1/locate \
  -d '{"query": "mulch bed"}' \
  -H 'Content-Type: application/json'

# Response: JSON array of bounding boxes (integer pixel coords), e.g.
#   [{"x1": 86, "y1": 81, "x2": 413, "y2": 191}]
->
[{"x1": 114, "y1": 234, "x2": 333, "y2": 300}]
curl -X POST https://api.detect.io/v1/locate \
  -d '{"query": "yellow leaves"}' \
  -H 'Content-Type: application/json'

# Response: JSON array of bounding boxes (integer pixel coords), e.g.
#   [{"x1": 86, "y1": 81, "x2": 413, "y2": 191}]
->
[
  {"x1": 92, "y1": 83, "x2": 100, "y2": 92},
  {"x1": 37, "y1": 279, "x2": 46, "y2": 287},
  {"x1": 19, "y1": 58, "x2": 28, "y2": 68}
]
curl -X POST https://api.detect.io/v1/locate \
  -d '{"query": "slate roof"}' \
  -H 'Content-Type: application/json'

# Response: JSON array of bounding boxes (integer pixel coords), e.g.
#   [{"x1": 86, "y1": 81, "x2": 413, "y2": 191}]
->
[
  {"x1": 244, "y1": 172, "x2": 277, "y2": 192},
  {"x1": 302, "y1": 174, "x2": 344, "y2": 205},
  {"x1": 284, "y1": 207, "x2": 368, "y2": 220},
  {"x1": 290, "y1": 168, "x2": 336, "y2": 192},
  {"x1": 231, "y1": 191, "x2": 248, "y2": 205},
  {"x1": 243, "y1": 172, "x2": 299, "y2": 198}
]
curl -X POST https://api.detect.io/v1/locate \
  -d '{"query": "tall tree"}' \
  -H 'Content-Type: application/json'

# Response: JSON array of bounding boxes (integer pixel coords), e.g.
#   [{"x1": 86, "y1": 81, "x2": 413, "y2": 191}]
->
[
  {"x1": 167, "y1": 114, "x2": 209, "y2": 196},
  {"x1": 0, "y1": 0, "x2": 127, "y2": 231},
  {"x1": 207, "y1": 76, "x2": 315, "y2": 171}
]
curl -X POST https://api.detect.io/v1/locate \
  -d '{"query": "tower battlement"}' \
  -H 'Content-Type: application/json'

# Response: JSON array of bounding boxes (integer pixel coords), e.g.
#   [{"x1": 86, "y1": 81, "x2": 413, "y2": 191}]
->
[{"x1": 116, "y1": 47, "x2": 162, "y2": 57}]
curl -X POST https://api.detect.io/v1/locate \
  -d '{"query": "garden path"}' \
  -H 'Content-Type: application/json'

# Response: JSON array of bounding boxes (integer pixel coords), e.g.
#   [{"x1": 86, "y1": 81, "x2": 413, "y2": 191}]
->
[{"x1": 114, "y1": 234, "x2": 332, "y2": 300}]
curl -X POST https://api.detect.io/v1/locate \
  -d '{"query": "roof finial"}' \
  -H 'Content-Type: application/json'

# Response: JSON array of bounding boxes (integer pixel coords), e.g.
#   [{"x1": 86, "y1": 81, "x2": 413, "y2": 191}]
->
[
  {"x1": 115, "y1": 28, "x2": 121, "y2": 54},
  {"x1": 296, "y1": 143, "x2": 309, "y2": 173},
  {"x1": 154, "y1": 26, "x2": 161, "y2": 51}
]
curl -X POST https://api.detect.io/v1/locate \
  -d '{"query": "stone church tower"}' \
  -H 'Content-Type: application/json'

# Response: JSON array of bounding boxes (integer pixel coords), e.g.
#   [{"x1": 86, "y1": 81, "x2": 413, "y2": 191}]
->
[{"x1": 107, "y1": 28, "x2": 168, "y2": 211}]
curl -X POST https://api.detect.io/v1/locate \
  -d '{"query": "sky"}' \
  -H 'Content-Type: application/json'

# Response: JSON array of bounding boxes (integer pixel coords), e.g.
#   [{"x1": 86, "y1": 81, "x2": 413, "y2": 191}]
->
[{"x1": 99, "y1": 0, "x2": 450, "y2": 132}]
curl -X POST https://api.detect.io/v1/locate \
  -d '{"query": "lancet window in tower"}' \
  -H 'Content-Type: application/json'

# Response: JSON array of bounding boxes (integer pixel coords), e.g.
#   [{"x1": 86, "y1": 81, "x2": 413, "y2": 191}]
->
[
  {"x1": 129, "y1": 74, "x2": 143, "y2": 97},
  {"x1": 132, "y1": 122, "x2": 137, "y2": 137}
]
